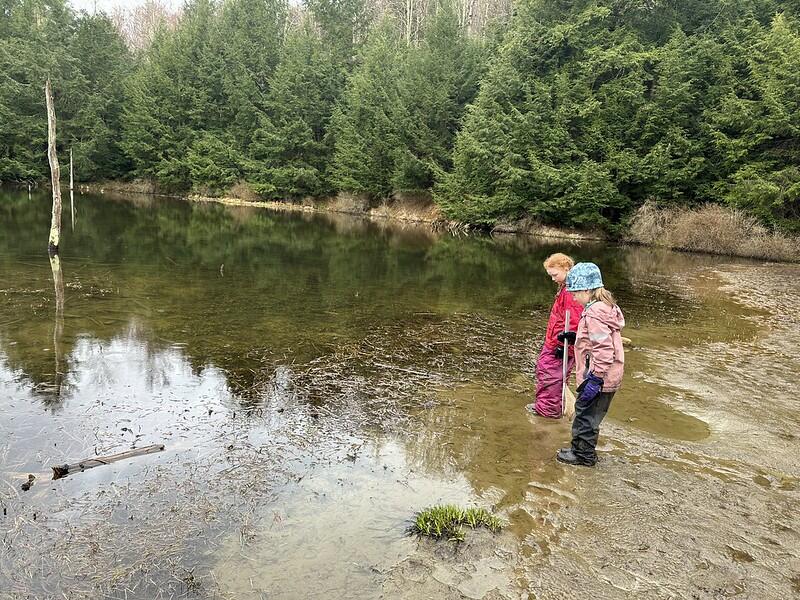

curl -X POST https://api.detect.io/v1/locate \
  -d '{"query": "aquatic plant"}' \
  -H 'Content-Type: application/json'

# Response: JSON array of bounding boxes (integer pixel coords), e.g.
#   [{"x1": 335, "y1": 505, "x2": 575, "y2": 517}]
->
[{"x1": 409, "y1": 505, "x2": 503, "y2": 542}]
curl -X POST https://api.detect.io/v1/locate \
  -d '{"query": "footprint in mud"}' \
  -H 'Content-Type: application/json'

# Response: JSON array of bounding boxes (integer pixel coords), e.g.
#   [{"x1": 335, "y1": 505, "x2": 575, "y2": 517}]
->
[
  {"x1": 752, "y1": 475, "x2": 772, "y2": 488},
  {"x1": 725, "y1": 545, "x2": 755, "y2": 564},
  {"x1": 526, "y1": 481, "x2": 577, "y2": 502}
]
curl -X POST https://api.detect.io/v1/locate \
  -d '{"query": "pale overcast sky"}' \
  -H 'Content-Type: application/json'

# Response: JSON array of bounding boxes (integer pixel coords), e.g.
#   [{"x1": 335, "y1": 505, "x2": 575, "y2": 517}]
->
[{"x1": 69, "y1": 0, "x2": 182, "y2": 13}]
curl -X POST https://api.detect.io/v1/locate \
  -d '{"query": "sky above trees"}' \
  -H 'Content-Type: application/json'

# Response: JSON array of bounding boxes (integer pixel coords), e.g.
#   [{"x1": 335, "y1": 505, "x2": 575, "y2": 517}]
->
[{"x1": 69, "y1": 0, "x2": 181, "y2": 13}]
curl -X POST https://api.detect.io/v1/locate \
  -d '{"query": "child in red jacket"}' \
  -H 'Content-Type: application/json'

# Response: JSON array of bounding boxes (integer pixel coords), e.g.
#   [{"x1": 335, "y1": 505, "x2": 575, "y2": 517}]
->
[{"x1": 525, "y1": 253, "x2": 584, "y2": 418}]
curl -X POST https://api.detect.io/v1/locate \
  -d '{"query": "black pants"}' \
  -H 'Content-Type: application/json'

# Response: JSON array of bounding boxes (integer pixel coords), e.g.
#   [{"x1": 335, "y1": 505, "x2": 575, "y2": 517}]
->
[{"x1": 571, "y1": 391, "x2": 615, "y2": 462}]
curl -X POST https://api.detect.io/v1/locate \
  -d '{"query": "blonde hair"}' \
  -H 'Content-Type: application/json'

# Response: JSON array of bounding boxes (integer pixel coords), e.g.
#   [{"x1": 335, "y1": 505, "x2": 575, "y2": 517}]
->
[
  {"x1": 590, "y1": 287, "x2": 616, "y2": 306},
  {"x1": 543, "y1": 253, "x2": 574, "y2": 271}
]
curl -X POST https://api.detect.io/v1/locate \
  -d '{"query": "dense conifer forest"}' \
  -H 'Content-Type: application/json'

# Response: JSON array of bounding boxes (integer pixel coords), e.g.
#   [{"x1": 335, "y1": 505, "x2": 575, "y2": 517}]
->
[{"x1": 1, "y1": 0, "x2": 798, "y2": 231}]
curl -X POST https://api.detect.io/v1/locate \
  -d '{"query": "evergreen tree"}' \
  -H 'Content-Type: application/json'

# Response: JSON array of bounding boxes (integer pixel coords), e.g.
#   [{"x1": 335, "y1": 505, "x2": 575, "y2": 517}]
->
[
  {"x1": 247, "y1": 22, "x2": 343, "y2": 198},
  {"x1": 392, "y1": 2, "x2": 485, "y2": 192},
  {"x1": 65, "y1": 13, "x2": 133, "y2": 180},
  {"x1": 437, "y1": 2, "x2": 647, "y2": 226},
  {"x1": 329, "y1": 23, "x2": 404, "y2": 197},
  {"x1": 215, "y1": 0, "x2": 287, "y2": 150},
  {"x1": 628, "y1": 30, "x2": 721, "y2": 205},
  {"x1": 121, "y1": 0, "x2": 229, "y2": 190},
  {"x1": 709, "y1": 14, "x2": 800, "y2": 230},
  {"x1": 0, "y1": 0, "x2": 76, "y2": 182}
]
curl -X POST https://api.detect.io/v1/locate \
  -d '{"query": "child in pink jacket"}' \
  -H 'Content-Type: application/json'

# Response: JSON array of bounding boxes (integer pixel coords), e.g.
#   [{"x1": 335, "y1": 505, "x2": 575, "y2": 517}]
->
[
  {"x1": 526, "y1": 253, "x2": 584, "y2": 418},
  {"x1": 556, "y1": 262, "x2": 625, "y2": 467}
]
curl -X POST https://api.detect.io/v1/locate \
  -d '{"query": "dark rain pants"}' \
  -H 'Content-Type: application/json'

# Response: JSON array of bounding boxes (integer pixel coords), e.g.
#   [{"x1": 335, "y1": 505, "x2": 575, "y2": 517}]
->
[{"x1": 571, "y1": 391, "x2": 615, "y2": 463}]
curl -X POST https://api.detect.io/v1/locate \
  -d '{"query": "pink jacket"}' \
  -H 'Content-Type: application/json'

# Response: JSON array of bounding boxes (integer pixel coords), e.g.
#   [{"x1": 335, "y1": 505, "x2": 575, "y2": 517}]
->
[{"x1": 574, "y1": 301, "x2": 625, "y2": 392}]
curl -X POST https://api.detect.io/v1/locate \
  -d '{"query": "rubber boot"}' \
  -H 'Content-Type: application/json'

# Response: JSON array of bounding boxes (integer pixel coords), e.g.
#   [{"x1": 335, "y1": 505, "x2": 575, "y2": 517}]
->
[{"x1": 556, "y1": 448, "x2": 596, "y2": 467}]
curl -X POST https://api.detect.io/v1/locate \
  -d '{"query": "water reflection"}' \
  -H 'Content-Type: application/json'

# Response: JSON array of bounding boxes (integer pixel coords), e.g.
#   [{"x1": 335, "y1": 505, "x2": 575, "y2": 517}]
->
[
  {"x1": 2, "y1": 189, "x2": 672, "y2": 405},
  {"x1": 49, "y1": 253, "x2": 65, "y2": 400},
  {"x1": 0, "y1": 332, "x2": 235, "y2": 478},
  {"x1": 0, "y1": 189, "x2": 730, "y2": 464}
]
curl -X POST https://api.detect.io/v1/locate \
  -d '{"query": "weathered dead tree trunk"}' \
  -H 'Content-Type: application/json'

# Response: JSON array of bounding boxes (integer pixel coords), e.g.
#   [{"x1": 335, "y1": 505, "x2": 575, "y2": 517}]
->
[
  {"x1": 45, "y1": 79, "x2": 62, "y2": 256},
  {"x1": 466, "y1": 0, "x2": 475, "y2": 35},
  {"x1": 406, "y1": 0, "x2": 413, "y2": 44}
]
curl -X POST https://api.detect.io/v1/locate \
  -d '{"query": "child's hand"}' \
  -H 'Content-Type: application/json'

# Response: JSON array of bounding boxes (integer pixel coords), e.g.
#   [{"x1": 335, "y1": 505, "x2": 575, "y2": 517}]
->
[
  {"x1": 576, "y1": 372, "x2": 604, "y2": 402},
  {"x1": 557, "y1": 331, "x2": 576, "y2": 344}
]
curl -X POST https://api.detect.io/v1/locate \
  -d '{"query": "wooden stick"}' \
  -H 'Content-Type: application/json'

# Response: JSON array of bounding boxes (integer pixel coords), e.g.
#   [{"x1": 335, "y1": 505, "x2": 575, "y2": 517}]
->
[
  {"x1": 51, "y1": 444, "x2": 165, "y2": 479},
  {"x1": 561, "y1": 311, "x2": 568, "y2": 414},
  {"x1": 45, "y1": 79, "x2": 61, "y2": 255}
]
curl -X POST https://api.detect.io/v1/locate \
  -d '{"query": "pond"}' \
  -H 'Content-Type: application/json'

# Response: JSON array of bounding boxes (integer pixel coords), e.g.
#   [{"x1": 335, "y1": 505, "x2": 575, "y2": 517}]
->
[{"x1": 1, "y1": 189, "x2": 798, "y2": 599}]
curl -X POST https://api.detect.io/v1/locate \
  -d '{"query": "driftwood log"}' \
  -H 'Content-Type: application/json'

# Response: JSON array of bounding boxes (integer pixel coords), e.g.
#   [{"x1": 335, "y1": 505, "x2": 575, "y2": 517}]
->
[{"x1": 51, "y1": 444, "x2": 165, "y2": 479}]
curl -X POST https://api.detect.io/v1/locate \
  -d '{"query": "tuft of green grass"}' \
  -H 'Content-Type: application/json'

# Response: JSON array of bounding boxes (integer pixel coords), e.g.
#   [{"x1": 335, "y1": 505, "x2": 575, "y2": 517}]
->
[{"x1": 408, "y1": 504, "x2": 503, "y2": 542}]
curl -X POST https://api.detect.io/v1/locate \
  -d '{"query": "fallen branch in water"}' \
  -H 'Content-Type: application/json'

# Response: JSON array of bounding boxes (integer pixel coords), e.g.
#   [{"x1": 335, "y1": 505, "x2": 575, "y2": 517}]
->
[{"x1": 51, "y1": 444, "x2": 165, "y2": 479}]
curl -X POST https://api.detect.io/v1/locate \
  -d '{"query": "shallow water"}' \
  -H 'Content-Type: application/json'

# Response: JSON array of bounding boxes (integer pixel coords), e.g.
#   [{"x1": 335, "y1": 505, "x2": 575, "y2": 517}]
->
[{"x1": 1, "y1": 190, "x2": 797, "y2": 599}]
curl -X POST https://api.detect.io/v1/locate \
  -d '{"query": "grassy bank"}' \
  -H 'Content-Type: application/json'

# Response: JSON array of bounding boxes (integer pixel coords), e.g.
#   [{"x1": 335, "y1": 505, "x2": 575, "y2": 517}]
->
[{"x1": 627, "y1": 202, "x2": 800, "y2": 263}]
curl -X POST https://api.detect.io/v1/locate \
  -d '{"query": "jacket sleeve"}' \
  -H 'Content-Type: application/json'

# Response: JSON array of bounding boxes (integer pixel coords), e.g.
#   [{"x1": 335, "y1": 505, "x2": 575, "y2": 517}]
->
[
  {"x1": 551, "y1": 289, "x2": 568, "y2": 346},
  {"x1": 586, "y1": 315, "x2": 615, "y2": 378}
]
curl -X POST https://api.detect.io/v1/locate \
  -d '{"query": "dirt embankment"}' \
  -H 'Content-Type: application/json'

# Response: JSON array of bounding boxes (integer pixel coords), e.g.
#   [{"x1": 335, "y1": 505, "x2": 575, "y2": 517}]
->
[{"x1": 78, "y1": 182, "x2": 452, "y2": 226}]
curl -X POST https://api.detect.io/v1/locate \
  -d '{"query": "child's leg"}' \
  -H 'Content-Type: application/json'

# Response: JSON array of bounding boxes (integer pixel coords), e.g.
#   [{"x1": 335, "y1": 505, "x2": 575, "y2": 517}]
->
[
  {"x1": 533, "y1": 348, "x2": 573, "y2": 418},
  {"x1": 570, "y1": 391, "x2": 615, "y2": 463}
]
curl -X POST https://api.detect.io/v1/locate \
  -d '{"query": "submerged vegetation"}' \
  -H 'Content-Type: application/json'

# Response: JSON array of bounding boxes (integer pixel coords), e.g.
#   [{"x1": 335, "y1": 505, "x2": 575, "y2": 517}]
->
[
  {"x1": 410, "y1": 505, "x2": 504, "y2": 541},
  {"x1": 1, "y1": 0, "x2": 799, "y2": 240}
]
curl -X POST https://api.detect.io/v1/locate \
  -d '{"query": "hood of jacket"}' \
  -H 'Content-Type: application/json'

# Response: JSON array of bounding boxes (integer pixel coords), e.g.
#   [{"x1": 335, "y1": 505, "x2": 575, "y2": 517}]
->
[{"x1": 584, "y1": 301, "x2": 625, "y2": 330}]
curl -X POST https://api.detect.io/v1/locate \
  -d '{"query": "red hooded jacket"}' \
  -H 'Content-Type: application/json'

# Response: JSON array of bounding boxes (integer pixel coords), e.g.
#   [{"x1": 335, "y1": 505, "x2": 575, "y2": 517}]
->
[{"x1": 544, "y1": 286, "x2": 584, "y2": 352}]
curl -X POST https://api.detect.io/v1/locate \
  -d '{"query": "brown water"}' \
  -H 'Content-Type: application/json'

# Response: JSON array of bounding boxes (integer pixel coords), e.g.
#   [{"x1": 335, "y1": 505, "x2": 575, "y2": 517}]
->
[{"x1": 1, "y1": 190, "x2": 798, "y2": 599}]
